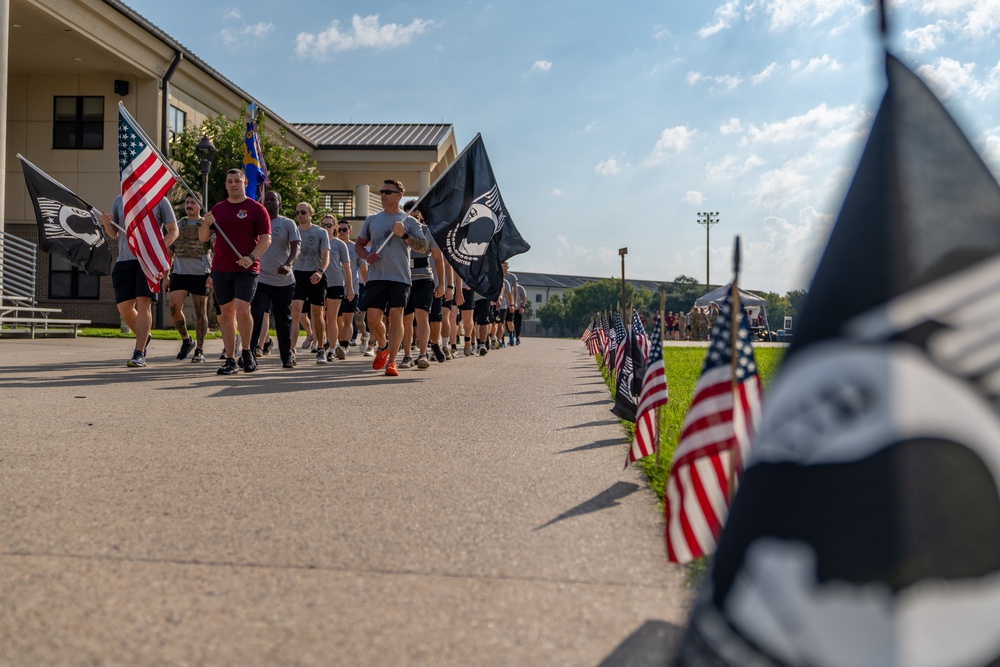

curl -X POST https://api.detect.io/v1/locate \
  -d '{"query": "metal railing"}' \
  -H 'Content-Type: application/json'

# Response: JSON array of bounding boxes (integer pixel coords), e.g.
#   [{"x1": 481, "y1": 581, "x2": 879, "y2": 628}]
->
[{"x1": 0, "y1": 231, "x2": 38, "y2": 303}]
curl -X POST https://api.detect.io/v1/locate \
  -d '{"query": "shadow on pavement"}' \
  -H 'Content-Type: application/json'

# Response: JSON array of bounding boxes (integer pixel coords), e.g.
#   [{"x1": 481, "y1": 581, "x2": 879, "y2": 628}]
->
[
  {"x1": 595, "y1": 620, "x2": 684, "y2": 666},
  {"x1": 562, "y1": 399, "x2": 611, "y2": 408},
  {"x1": 558, "y1": 418, "x2": 620, "y2": 431},
  {"x1": 558, "y1": 438, "x2": 624, "y2": 454},
  {"x1": 534, "y1": 481, "x2": 639, "y2": 530}
]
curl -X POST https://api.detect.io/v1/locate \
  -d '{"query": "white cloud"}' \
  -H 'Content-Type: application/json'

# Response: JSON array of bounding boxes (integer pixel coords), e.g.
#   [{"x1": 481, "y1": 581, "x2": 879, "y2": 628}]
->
[
  {"x1": 653, "y1": 25, "x2": 672, "y2": 41},
  {"x1": 753, "y1": 62, "x2": 780, "y2": 85},
  {"x1": 595, "y1": 159, "x2": 620, "y2": 176},
  {"x1": 295, "y1": 14, "x2": 432, "y2": 58},
  {"x1": 706, "y1": 154, "x2": 765, "y2": 182},
  {"x1": 749, "y1": 154, "x2": 823, "y2": 210},
  {"x1": 530, "y1": 60, "x2": 553, "y2": 73},
  {"x1": 743, "y1": 103, "x2": 863, "y2": 146},
  {"x1": 223, "y1": 8, "x2": 242, "y2": 20},
  {"x1": 904, "y1": 21, "x2": 950, "y2": 52},
  {"x1": 583, "y1": 121, "x2": 597, "y2": 133},
  {"x1": 684, "y1": 191, "x2": 706, "y2": 206},
  {"x1": 551, "y1": 188, "x2": 564, "y2": 196},
  {"x1": 646, "y1": 126, "x2": 697, "y2": 165},
  {"x1": 979, "y1": 126, "x2": 1000, "y2": 175},
  {"x1": 699, "y1": 0, "x2": 743, "y2": 37},
  {"x1": 917, "y1": 56, "x2": 1000, "y2": 100},
  {"x1": 758, "y1": 0, "x2": 863, "y2": 32},
  {"x1": 222, "y1": 21, "x2": 274, "y2": 45},
  {"x1": 686, "y1": 71, "x2": 744, "y2": 91},
  {"x1": 744, "y1": 207, "x2": 834, "y2": 292},
  {"x1": 802, "y1": 54, "x2": 842, "y2": 74},
  {"x1": 720, "y1": 118, "x2": 743, "y2": 135}
]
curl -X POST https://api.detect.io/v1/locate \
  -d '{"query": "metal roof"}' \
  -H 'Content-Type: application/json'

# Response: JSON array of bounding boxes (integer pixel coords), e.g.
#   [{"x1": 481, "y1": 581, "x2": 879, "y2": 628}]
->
[
  {"x1": 514, "y1": 272, "x2": 664, "y2": 293},
  {"x1": 293, "y1": 123, "x2": 453, "y2": 150}
]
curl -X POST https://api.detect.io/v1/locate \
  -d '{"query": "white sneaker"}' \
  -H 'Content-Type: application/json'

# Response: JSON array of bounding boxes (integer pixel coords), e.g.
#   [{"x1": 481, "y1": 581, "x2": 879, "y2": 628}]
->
[
  {"x1": 416, "y1": 354, "x2": 430, "y2": 369},
  {"x1": 316, "y1": 350, "x2": 327, "y2": 364},
  {"x1": 335, "y1": 344, "x2": 347, "y2": 360},
  {"x1": 301, "y1": 334, "x2": 314, "y2": 350}
]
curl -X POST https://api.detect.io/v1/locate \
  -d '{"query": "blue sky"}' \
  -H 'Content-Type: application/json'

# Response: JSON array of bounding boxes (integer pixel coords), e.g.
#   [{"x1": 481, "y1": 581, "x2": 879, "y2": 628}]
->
[{"x1": 123, "y1": 0, "x2": 1000, "y2": 295}]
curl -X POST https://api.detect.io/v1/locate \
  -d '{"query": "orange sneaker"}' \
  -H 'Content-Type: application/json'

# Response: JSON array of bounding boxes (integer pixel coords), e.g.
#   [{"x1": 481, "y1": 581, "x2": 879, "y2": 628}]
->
[
  {"x1": 384, "y1": 360, "x2": 398, "y2": 377},
  {"x1": 372, "y1": 346, "x2": 390, "y2": 370}
]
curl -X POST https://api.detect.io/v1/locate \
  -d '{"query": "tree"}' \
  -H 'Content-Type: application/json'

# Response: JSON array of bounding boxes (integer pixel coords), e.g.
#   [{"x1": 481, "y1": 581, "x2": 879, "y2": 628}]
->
[
  {"x1": 169, "y1": 107, "x2": 323, "y2": 213},
  {"x1": 785, "y1": 289, "x2": 808, "y2": 316},
  {"x1": 659, "y1": 274, "x2": 704, "y2": 315},
  {"x1": 537, "y1": 294, "x2": 568, "y2": 334}
]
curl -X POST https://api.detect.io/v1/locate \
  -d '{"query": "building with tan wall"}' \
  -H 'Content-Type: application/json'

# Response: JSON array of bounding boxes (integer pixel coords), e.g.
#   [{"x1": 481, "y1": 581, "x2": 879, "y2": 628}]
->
[{"x1": 0, "y1": 0, "x2": 457, "y2": 326}]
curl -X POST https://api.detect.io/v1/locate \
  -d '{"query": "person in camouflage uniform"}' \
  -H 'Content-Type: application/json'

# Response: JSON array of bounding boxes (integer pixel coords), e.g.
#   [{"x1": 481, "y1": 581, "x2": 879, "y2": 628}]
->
[{"x1": 168, "y1": 193, "x2": 213, "y2": 362}]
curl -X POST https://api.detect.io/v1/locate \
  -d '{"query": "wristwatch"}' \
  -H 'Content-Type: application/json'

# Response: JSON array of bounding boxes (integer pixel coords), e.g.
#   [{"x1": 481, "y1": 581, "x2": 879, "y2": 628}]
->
[
  {"x1": 402, "y1": 232, "x2": 410, "y2": 240},
  {"x1": 248, "y1": 254, "x2": 256, "y2": 262}
]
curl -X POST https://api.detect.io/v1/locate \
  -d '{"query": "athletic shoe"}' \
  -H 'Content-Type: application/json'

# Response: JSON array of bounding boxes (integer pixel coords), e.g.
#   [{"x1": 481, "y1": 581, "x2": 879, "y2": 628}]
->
[
  {"x1": 478, "y1": 344, "x2": 488, "y2": 356},
  {"x1": 335, "y1": 344, "x2": 347, "y2": 360},
  {"x1": 217, "y1": 357, "x2": 239, "y2": 375},
  {"x1": 310, "y1": 346, "x2": 318, "y2": 354},
  {"x1": 177, "y1": 337, "x2": 195, "y2": 360},
  {"x1": 219, "y1": 350, "x2": 228, "y2": 360},
  {"x1": 325, "y1": 349, "x2": 334, "y2": 362},
  {"x1": 384, "y1": 360, "x2": 398, "y2": 377},
  {"x1": 463, "y1": 343, "x2": 473, "y2": 357},
  {"x1": 242, "y1": 350, "x2": 259, "y2": 373},
  {"x1": 253, "y1": 346, "x2": 263, "y2": 359},
  {"x1": 373, "y1": 346, "x2": 391, "y2": 370},
  {"x1": 416, "y1": 354, "x2": 430, "y2": 369},
  {"x1": 191, "y1": 350, "x2": 205, "y2": 363},
  {"x1": 399, "y1": 356, "x2": 414, "y2": 369},
  {"x1": 516, "y1": 337, "x2": 521, "y2": 345},
  {"x1": 316, "y1": 350, "x2": 328, "y2": 364},
  {"x1": 261, "y1": 339, "x2": 273, "y2": 356},
  {"x1": 360, "y1": 333, "x2": 370, "y2": 352},
  {"x1": 509, "y1": 333, "x2": 516, "y2": 347},
  {"x1": 282, "y1": 356, "x2": 296, "y2": 369},
  {"x1": 126, "y1": 351, "x2": 146, "y2": 368},
  {"x1": 363, "y1": 346, "x2": 375, "y2": 357},
  {"x1": 301, "y1": 334, "x2": 313, "y2": 350},
  {"x1": 431, "y1": 344, "x2": 446, "y2": 363}
]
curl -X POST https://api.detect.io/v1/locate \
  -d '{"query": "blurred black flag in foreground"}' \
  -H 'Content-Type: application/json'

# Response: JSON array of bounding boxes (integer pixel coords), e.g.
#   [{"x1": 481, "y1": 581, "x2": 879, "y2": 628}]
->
[
  {"x1": 415, "y1": 134, "x2": 530, "y2": 301},
  {"x1": 674, "y1": 54, "x2": 1000, "y2": 666}
]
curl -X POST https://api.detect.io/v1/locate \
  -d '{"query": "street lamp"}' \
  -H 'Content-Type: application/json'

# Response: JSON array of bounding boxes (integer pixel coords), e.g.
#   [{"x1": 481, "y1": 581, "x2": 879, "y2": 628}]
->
[
  {"x1": 696, "y1": 211, "x2": 719, "y2": 289},
  {"x1": 196, "y1": 135, "x2": 216, "y2": 212}
]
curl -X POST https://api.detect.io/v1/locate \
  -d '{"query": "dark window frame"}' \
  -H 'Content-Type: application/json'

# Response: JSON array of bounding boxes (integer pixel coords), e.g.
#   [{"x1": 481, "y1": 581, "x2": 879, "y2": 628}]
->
[
  {"x1": 48, "y1": 254, "x2": 101, "y2": 300},
  {"x1": 52, "y1": 96, "x2": 105, "y2": 150}
]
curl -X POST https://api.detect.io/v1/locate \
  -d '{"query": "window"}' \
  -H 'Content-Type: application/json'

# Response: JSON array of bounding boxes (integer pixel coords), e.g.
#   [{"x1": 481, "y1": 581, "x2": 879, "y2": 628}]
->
[
  {"x1": 168, "y1": 105, "x2": 187, "y2": 144},
  {"x1": 49, "y1": 254, "x2": 100, "y2": 299},
  {"x1": 320, "y1": 191, "x2": 355, "y2": 219},
  {"x1": 535, "y1": 293, "x2": 543, "y2": 303},
  {"x1": 53, "y1": 96, "x2": 104, "y2": 149}
]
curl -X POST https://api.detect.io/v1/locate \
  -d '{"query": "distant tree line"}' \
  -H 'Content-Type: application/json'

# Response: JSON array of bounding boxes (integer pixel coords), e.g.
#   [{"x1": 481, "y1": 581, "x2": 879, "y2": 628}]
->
[{"x1": 536, "y1": 275, "x2": 808, "y2": 337}]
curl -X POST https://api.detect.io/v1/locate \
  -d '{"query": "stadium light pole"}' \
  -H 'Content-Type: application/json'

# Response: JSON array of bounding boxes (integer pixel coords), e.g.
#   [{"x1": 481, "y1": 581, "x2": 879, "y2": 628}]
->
[
  {"x1": 618, "y1": 247, "x2": 628, "y2": 314},
  {"x1": 696, "y1": 211, "x2": 719, "y2": 289}
]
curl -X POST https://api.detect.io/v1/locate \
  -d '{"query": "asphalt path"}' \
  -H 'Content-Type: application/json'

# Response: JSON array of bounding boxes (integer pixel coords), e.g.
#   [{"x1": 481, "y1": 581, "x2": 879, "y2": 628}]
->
[{"x1": 0, "y1": 335, "x2": 692, "y2": 665}]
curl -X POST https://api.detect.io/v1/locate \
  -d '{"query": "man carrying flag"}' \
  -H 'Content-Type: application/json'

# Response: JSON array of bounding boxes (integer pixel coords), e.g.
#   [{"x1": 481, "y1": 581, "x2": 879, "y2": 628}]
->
[{"x1": 415, "y1": 134, "x2": 529, "y2": 301}]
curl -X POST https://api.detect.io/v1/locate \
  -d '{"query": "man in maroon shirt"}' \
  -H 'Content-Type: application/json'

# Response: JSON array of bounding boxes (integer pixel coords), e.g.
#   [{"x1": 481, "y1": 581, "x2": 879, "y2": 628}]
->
[{"x1": 199, "y1": 168, "x2": 271, "y2": 375}]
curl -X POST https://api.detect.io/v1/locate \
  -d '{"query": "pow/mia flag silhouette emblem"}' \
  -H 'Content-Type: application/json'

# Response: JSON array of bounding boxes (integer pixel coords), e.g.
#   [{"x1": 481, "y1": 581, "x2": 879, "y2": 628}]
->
[
  {"x1": 417, "y1": 134, "x2": 529, "y2": 301},
  {"x1": 19, "y1": 155, "x2": 112, "y2": 275}
]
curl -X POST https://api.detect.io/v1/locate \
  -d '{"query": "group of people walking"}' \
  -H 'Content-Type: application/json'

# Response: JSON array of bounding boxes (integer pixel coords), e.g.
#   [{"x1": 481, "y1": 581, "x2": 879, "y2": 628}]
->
[{"x1": 103, "y1": 170, "x2": 527, "y2": 376}]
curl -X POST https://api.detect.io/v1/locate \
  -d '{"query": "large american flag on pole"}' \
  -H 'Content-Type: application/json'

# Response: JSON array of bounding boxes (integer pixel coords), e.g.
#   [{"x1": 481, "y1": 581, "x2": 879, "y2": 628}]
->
[
  {"x1": 627, "y1": 315, "x2": 668, "y2": 468},
  {"x1": 664, "y1": 290, "x2": 762, "y2": 563},
  {"x1": 118, "y1": 105, "x2": 175, "y2": 292}
]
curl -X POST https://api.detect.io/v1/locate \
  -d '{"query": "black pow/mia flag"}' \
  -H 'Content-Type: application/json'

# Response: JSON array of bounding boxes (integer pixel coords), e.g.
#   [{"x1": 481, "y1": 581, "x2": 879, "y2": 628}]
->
[
  {"x1": 415, "y1": 134, "x2": 530, "y2": 301},
  {"x1": 674, "y1": 53, "x2": 1000, "y2": 667},
  {"x1": 19, "y1": 154, "x2": 112, "y2": 276}
]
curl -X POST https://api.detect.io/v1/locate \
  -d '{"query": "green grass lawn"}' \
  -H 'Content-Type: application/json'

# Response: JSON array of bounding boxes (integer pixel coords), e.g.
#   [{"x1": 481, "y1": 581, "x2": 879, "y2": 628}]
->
[{"x1": 81, "y1": 328, "x2": 229, "y2": 340}]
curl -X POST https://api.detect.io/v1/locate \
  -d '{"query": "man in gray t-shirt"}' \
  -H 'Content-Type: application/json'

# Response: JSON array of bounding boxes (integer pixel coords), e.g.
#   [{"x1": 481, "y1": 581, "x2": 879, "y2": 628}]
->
[
  {"x1": 100, "y1": 195, "x2": 178, "y2": 368},
  {"x1": 250, "y1": 191, "x2": 301, "y2": 368},
  {"x1": 354, "y1": 179, "x2": 427, "y2": 377},
  {"x1": 290, "y1": 204, "x2": 330, "y2": 355}
]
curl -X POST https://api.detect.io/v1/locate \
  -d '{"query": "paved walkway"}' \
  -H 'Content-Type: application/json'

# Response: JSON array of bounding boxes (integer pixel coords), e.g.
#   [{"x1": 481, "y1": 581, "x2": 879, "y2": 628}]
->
[{"x1": 0, "y1": 336, "x2": 692, "y2": 666}]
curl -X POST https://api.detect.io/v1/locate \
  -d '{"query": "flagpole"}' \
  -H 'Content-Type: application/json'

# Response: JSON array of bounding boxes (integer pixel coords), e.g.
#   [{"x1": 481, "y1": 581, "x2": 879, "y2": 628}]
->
[
  {"x1": 656, "y1": 291, "x2": 666, "y2": 470},
  {"x1": 727, "y1": 237, "x2": 742, "y2": 502},
  {"x1": 117, "y1": 103, "x2": 243, "y2": 258}
]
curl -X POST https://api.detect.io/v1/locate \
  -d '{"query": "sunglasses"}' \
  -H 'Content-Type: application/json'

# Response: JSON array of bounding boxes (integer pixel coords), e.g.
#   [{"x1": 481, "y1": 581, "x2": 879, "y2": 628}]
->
[
  {"x1": 321, "y1": 222, "x2": 334, "y2": 228},
  {"x1": 379, "y1": 189, "x2": 400, "y2": 195},
  {"x1": 296, "y1": 210, "x2": 310, "y2": 215},
  {"x1": 337, "y1": 227, "x2": 351, "y2": 233}
]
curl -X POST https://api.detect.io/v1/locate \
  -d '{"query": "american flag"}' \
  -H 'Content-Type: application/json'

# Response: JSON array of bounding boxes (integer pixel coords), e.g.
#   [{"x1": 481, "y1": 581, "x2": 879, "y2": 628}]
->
[
  {"x1": 664, "y1": 289, "x2": 763, "y2": 563},
  {"x1": 599, "y1": 315, "x2": 610, "y2": 359},
  {"x1": 613, "y1": 312, "x2": 628, "y2": 381},
  {"x1": 118, "y1": 106, "x2": 175, "y2": 291},
  {"x1": 627, "y1": 315, "x2": 668, "y2": 468},
  {"x1": 581, "y1": 319, "x2": 593, "y2": 342},
  {"x1": 632, "y1": 309, "x2": 650, "y2": 361},
  {"x1": 585, "y1": 319, "x2": 601, "y2": 356}
]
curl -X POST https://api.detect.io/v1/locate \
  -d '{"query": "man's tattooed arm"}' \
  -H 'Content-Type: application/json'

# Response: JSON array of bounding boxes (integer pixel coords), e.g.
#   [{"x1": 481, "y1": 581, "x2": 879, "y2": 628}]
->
[{"x1": 403, "y1": 234, "x2": 429, "y2": 254}]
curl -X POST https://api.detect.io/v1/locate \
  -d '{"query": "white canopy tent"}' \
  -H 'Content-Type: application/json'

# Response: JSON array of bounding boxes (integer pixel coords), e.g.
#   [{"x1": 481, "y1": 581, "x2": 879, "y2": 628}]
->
[{"x1": 694, "y1": 285, "x2": 772, "y2": 340}]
